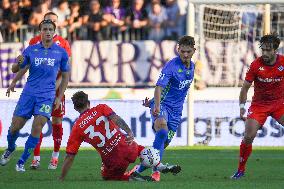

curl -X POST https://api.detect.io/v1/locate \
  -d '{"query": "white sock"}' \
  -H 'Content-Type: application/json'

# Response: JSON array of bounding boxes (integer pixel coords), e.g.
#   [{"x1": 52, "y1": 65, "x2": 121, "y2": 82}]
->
[
  {"x1": 155, "y1": 162, "x2": 165, "y2": 172},
  {"x1": 34, "y1": 156, "x2": 40, "y2": 161},
  {"x1": 52, "y1": 151, "x2": 59, "y2": 159}
]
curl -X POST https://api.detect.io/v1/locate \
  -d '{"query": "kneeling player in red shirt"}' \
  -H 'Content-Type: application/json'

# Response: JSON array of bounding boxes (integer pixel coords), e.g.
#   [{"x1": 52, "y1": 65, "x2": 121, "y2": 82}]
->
[
  {"x1": 232, "y1": 33, "x2": 284, "y2": 179},
  {"x1": 59, "y1": 91, "x2": 149, "y2": 181}
]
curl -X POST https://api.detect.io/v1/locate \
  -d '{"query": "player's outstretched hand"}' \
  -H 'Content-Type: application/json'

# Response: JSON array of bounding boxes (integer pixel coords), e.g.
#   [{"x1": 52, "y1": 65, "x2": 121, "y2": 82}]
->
[
  {"x1": 240, "y1": 107, "x2": 247, "y2": 121},
  {"x1": 125, "y1": 132, "x2": 134, "y2": 145},
  {"x1": 142, "y1": 97, "x2": 150, "y2": 107},
  {"x1": 54, "y1": 97, "x2": 61, "y2": 110},
  {"x1": 6, "y1": 82, "x2": 16, "y2": 97}
]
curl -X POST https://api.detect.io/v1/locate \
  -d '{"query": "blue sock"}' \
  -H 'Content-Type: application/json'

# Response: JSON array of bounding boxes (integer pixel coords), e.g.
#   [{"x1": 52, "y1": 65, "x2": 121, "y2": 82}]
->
[
  {"x1": 137, "y1": 164, "x2": 147, "y2": 173},
  {"x1": 153, "y1": 129, "x2": 168, "y2": 160},
  {"x1": 7, "y1": 130, "x2": 19, "y2": 152},
  {"x1": 152, "y1": 129, "x2": 168, "y2": 172},
  {"x1": 17, "y1": 135, "x2": 39, "y2": 165}
]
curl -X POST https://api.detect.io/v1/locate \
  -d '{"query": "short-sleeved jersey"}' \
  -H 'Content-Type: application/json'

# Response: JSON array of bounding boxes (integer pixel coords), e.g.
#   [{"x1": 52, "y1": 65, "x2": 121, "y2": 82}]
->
[
  {"x1": 245, "y1": 54, "x2": 284, "y2": 102},
  {"x1": 29, "y1": 34, "x2": 71, "y2": 56},
  {"x1": 152, "y1": 56, "x2": 195, "y2": 112},
  {"x1": 20, "y1": 42, "x2": 69, "y2": 98},
  {"x1": 66, "y1": 104, "x2": 128, "y2": 159}
]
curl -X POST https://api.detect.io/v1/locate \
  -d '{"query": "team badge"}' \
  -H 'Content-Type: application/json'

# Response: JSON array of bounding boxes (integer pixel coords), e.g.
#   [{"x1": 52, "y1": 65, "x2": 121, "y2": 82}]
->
[{"x1": 278, "y1": 66, "x2": 284, "y2": 71}]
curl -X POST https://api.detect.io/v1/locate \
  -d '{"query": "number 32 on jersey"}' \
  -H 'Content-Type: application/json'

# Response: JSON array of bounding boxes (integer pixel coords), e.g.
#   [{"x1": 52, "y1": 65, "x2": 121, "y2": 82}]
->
[{"x1": 84, "y1": 116, "x2": 117, "y2": 147}]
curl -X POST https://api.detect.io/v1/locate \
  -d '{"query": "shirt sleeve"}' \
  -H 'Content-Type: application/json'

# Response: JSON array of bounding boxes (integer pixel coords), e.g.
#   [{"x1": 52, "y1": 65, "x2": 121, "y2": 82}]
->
[
  {"x1": 60, "y1": 50, "x2": 70, "y2": 72},
  {"x1": 156, "y1": 61, "x2": 173, "y2": 88},
  {"x1": 63, "y1": 40, "x2": 72, "y2": 57},
  {"x1": 245, "y1": 61, "x2": 257, "y2": 83},
  {"x1": 19, "y1": 46, "x2": 31, "y2": 69},
  {"x1": 66, "y1": 126, "x2": 84, "y2": 155},
  {"x1": 96, "y1": 104, "x2": 115, "y2": 117}
]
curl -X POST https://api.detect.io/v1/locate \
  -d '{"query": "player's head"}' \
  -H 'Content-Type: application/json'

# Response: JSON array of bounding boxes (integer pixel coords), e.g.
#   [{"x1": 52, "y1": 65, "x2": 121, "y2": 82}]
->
[
  {"x1": 260, "y1": 33, "x2": 280, "y2": 64},
  {"x1": 177, "y1": 35, "x2": 196, "y2": 64},
  {"x1": 39, "y1": 19, "x2": 56, "y2": 41},
  {"x1": 71, "y1": 91, "x2": 90, "y2": 113},
  {"x1": 44, "y1": 12, "x2": 58, "y2": 27}
]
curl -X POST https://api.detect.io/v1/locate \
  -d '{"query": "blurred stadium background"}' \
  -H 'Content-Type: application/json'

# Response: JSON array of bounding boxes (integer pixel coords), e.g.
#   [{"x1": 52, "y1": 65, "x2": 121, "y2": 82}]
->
[{"x1": 1, "y1": 0, "x2": 284, "y2": 187}]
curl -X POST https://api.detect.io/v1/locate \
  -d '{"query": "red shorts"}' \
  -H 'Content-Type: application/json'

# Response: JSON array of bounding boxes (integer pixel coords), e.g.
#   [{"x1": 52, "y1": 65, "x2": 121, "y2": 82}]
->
[
  {"x1": 51, "y1": 95, "x2": 65, "y2": 118},
  {"x1": 247, "y1": 100, "x2": 284, "y2": 126},
  {"x1": 101, "y1": 142, "x2": 144, "y2": 181}
]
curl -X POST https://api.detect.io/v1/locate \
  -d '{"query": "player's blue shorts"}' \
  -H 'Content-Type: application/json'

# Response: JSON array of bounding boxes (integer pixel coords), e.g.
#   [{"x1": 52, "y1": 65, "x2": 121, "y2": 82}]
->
[
  {"x1": 14, "y1": 93, "x2": 54, "y2": 119},
  {"x1": 149, "y1": 102, "x2": 182, "y2": 145}
]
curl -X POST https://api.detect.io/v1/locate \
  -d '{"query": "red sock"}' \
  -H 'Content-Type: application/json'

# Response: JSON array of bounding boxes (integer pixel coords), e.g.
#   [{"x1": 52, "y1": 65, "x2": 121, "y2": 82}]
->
[
  {"x1": 238, "y1": 140, "x2": 252, "y2": 172},
  {"x1": 34, "y1": 133, "x2": 43, "y2": 156},
  {"x1": 137, "y1": 145, "x2": 145, "y2": 156},
  {"x1": 52, "y1": 123, "x2": 63, "y2": 152}
]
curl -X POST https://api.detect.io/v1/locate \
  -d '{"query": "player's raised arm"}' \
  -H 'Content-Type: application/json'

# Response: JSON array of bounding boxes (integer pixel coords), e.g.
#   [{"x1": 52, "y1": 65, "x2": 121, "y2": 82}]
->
[
  {"x1": 109, "y1": 114, "x2": 134, "y2": 144},
  {"x1": 239, "y1": 81, "x2": 252, "y2": 120}
]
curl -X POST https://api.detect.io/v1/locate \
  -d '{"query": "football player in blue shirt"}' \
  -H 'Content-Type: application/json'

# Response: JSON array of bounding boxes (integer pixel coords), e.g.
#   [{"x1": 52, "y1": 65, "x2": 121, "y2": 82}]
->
[
  {"x1": 0, "y1": 19, "x2": 70, "y2": 172},
  {"x1": 129, "y1": 36, "x2": 196, "y2": 181}
]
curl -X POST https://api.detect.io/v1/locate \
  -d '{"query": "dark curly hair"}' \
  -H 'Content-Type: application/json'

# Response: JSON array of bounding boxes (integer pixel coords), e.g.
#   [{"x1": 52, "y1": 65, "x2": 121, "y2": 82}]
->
[
  {"x1": 260, "y1": 33, "x2": 280, "y2": 50},
  {"x1": 178, "y1": 36, "x2": 195, "y2": 47},
  {"x1": 71, "y1": 91, "x2": 90, "y2": 111}
]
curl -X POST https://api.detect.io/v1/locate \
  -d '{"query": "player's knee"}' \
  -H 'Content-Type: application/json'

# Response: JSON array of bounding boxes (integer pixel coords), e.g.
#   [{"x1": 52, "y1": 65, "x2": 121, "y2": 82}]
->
[
  {"x1": 243, "y1": 135, "x2": 254, "y2": 144},
  {"x1": 52, "y1": 116, "x2": 62, "y2": 124},
  {"x1": 154, "y1": 118, "x2": 168, "y2": 131}
]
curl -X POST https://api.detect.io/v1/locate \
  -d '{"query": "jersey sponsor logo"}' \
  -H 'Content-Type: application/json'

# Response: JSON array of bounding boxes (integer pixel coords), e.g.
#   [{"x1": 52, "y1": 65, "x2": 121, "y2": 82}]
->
[
  {"x1": 278, "y1": 66, "x2": 284, "y2": 72},
  {"x1": 247, "y1": 110, "x2": 253, "y2": 116},
  {"x1": 35, "y1": 57, "x2": 55, "y2": 66},
  {"x1": 258, "y1": 67, "x2": 264, "y2": 71},
  {"x1": 179, "y1": 79, "x2": 192, "y2": 90},
  {"x1": 257, "y1": 77, "x2": 283, "y2": 83}
]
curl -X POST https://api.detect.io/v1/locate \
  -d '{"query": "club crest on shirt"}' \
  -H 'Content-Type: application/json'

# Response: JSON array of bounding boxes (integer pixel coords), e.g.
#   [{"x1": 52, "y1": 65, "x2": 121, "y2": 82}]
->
[
  {"x1": 278, "y1": 66, "x2": 284, "y2": 71},
  {"x1": 258, "y1": 67, "x2": 264, "y2": 71}
]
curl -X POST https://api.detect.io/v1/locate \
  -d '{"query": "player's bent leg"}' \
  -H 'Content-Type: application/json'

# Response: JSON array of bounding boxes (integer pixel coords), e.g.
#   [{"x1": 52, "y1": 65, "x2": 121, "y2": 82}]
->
[
  {"x1": 1, "y1": 116, "x2": 27, "y2": 166},
  {"x1": 232, "y1": 119, "x2": 260, "y2": 179},
  {"x1": 48, "y1": 116, "x2": 63, "y2": 170},
  {"x1": 16, "y1": 115, "x2": 47, "y2": 172},
  {"x1": 30, "y1": 133, "x2": 43, "y2": 169}
]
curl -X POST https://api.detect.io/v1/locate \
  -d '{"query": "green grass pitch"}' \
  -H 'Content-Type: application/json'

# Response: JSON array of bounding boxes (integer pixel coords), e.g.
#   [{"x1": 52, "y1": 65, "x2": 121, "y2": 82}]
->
[{"x1": 0, "y1": 146, "x2": 284, "y2": 189}]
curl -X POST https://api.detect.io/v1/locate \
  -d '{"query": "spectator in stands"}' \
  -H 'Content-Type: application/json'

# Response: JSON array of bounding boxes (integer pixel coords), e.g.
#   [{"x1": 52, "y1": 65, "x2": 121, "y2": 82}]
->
[
  {"x1": 148, "y1": 2, "x2": 167, "y2": 41},
  {"x1": 68, "y1": 1, "x2": 83, "y2": 40},
  {"x1": 19, "y1": 0, "x2": 32, "y2": 25},
  {"x1": 52, "y1": 0, "x2": 70, "y2": 39},
  {"x1": 165, "y1": 0, "x2": 180, "y2": 40},
  {"x1": 177, "y1": 0, "x2": 188, "y2": 36},
  {"x1": 83, "y1": 0, "x2": 108, "y2": 41},
  {"x1": 2, "y1": 0, "x2": 23, "y2": 42},
  {"x1": 145, "y1": 0, "x2": 165, "y2": 14},
  {"x1": 126, "y1": 0, "x2": 149, "y2": 40},
  {"x1": 103, "y1": 0, "x2": 127, "y2": 40},
  {"x1": 29, "y1": 0, "x2": 51, "y2": 27},
  {"x1": 2, "y1": 0, "x2": 10, "y2": 10}
]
